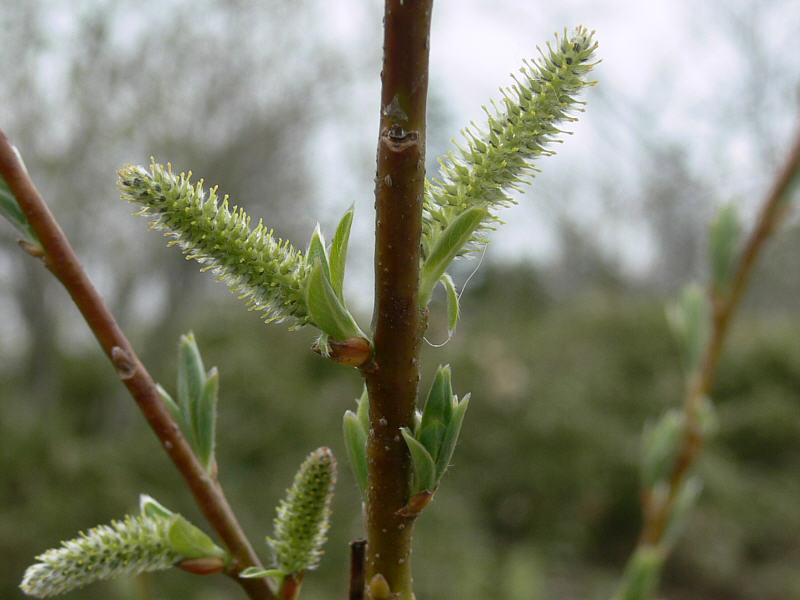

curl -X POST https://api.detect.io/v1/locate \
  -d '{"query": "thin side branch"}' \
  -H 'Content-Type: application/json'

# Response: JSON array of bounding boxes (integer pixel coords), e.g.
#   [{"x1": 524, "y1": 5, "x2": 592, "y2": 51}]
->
[
  {"x1": 0, "y1": 130, "x2": 274, "y2": 600},
  {"x1": 348, "y1": 539, "x2": 366, "y2": 600},
  {"x1": 640, "y1": 124, "x2": 800, "y2": 545},
  {"x1": 362, "y1": 1, "x2": 434, "y2": 597}
]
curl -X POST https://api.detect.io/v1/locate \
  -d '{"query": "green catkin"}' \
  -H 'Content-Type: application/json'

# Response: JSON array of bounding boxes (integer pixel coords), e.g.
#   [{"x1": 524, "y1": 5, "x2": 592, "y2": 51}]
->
[
  {"x1": 118, "y1": 162, "x2": 310, "y2": 326},
  {"x1": 20, "y1": 515, "x2": 178, "y2": 598},
  {"x1": 422, "y1": 26, "x2": 599, "y2": 258},
  {"x1": 269, "y1": 447, "x2": 337, "y2": 574}
]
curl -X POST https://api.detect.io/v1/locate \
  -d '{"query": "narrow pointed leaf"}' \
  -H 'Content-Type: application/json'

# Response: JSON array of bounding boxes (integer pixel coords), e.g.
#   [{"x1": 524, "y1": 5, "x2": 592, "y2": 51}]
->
[
  {"x1": 641, "y1": 410, "x2": 684, "y2": 488},
  {"x1": 328, "y1": 206, "x2": 354, "y2": 300},
  {"x1": 666, "y1": 285, "x2": 710, "y2": 373},
  {"x1": 441, "y1": 273, "x2": 460, "y2": 335},
  {"x1": 0, "y1": 175, "x2": 39, "y2": 244},
  {"x1": 240, "y1": 567, "x2": 285, "y2": 580},
  {"x1": 195, "y1": 368, "x2": 219, "y2": 472},
  {"x1": 305, "y1": 260, "x2": 363, "y2": 341},
  {"x1": 709, "y1": 204, "x2": 741, "y2": 294},
  {"x1": 343, "y1": 411, "x2": 368, "y2": 494},
  {"x1": 167, "y1": 516, "x2": 225, "y2": 560},
  {"x1": 420, "y1": 207, "x2": 488, "y2": 305},
  {"x1": 420, "y1": 365, "x2": 453, "y2": 433},
  {"x1": 356, "y1": 386, "x2": 370, "y2": 432},
  {"x1": 613, "y1": 546, "x2": 665, "y2": 600},
  {"x1": 156, "y1": 384, "x2": 182, "y2": 425},
  {"x1": 306, "y1": 224, "x2": 332, "y2": 283},
  {"x1": 177, "y1": 333, "x2": 206, "y2": 436},
  {"x1": 435, "y1": 394, "x2": 470, "y2": 481},
  {"x1": 663, "y1": 477, "x2": 702, "y2": 550},
  {"x1": 418, "y1": 422, "x2": 446, "y2": 463},
  {"x1": 401, "y1": 427, "x2": 437, "y2": 493},
  {"x1": 139, "y1": 494, "x2": 174, "y2": 520}
]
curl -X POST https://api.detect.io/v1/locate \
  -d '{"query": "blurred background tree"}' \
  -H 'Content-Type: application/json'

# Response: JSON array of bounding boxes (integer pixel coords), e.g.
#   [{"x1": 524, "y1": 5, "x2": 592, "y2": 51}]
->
[{"x1": 1, "y1": 1, "x2": 798, "y2": 598}]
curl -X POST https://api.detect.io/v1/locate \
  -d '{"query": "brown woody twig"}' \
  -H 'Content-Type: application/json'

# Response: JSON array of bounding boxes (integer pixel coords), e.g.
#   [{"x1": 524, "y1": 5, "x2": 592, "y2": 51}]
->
[
  {"x1": 640, "y1": 124, "x2": 800, "y2": 546},
  {"x1": 0, "y1": 130, "x2": 275, "y2": 600}
]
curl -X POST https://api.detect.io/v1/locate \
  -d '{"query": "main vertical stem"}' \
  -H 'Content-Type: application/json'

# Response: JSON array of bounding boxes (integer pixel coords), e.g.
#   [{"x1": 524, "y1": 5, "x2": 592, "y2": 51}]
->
[{"x1": 364, "y1": 1, "x2": 433, "y2": 598}]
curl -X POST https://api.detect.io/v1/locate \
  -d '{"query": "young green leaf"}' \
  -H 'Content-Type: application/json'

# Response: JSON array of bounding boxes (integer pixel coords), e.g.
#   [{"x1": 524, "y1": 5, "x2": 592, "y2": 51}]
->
[
  {"x1": 328, "y1": 206, "x2": 354, "y2": 301},
  {"x1": 306, "y1": 224, "x2": 332, "y2": 284},
  {"x1": 240, "y1": 567, "x2": 285, "y2": 580},
  {"x1": 440, "y1": 273, "x2": 460, "y2": 335},
  {"x1": 612, "y1": 546, "x2": 665, "y2": 600},
  {"x1": 0, "y1": 174, "x2": 40, "y2": 246},
  {"x1": 662, "y1": 477, "x2": 702, "y2": 550},
  {"x1": 304, "y1": 260, "x2": 364, "y2": 342},
  {"x1": 434, "y1": 394, "x2": 470, "y2": 481},
  {"x1": 177, "y1": 332, "x2": 206, "y2": 436},
  {"x1": 166, "y1": 516, "x2": 226, "y2": 560},
  {"x1": 417, "y1": 365, "x2": 453, "y2": 461},
  {"x1": 356, "y1": 385, "x2": 369, "y2": 432},
  {"x1": 640, "y1": 410, "x2": 684, "y2": 489},
  {"x1": 194, "y1": 367, "x2": 219, "y2": 472},
  {"x1": 401, "y1": 427, "x2": 437, "y2": 494},
  {"x1": 419, "y1": 207, "x2": 488, "y2": 305},
  {"x1": 343, "y1": 410, "x2": 368, "y2": 495},
  {"x1": 666, "y1": 285, "x2": 710, "y2": 374},
  {"x1": 156, "y1": 384, "x2": 183, "y2": 425},
  {"x1": 709, "y1": 203, "x2": 741, "y2": 294},
  {"x1": 139, "y1": 494, "x2": 174, "y2": 520}
]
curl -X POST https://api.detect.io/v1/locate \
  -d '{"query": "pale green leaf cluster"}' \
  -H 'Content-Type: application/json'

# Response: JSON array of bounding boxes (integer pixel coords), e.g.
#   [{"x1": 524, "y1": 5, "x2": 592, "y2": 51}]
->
[
  {"x1": 419, "y1": 26, "x2": 599, "y2": 304},
  {"x1": 157, "y1": 332, "x2": 219, "y2": 473},
  {"x1": 342, "y1": 386, "x2": 370, "y2": 495},
  {"x1": 118, "y1": 162, "x2": 310, "y2": 327},
  {"x1": 269, "y1": 447, "x2": 336, "y2": 575},
  {"x1": 402, "y1": 365, "x2": 470, "y2": 496}
]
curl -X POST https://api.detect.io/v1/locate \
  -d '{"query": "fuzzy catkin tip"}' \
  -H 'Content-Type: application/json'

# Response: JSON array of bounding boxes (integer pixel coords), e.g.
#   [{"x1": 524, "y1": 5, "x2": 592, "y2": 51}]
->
[
  {"x1": 19, "y1": 515, "x2": 179, "y2": 598},
  {"x1": 118, "y1": 162, "x2": 310, "y2": 327},
  {"x1": 270, "y1": 447, "x2": 337, "y2": 574},
  {"x1": 423, "y1": 26, "x2": 599, "y2": 258}
]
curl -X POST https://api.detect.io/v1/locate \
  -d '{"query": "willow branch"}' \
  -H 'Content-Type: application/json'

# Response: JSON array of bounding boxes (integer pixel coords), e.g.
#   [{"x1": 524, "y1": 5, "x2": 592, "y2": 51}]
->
[
  {"x1": 640, "y1": 124, "x2": 800, "y2": 545},
  {"x1": 361, "y1": 1, "x2": 433, "y2": 598},
  {"x1": 0, "y1": 130, "x2": 274, "y2": 600}
]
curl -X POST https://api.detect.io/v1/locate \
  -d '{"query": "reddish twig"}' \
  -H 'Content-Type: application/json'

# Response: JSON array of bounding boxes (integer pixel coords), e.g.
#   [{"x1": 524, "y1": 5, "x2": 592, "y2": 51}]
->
[
  {"x1": 361, "y1": 1, "x2": 434, "y2": 598},
  {"x1": 640, "y1": 125, "x2": 800, "y2": 546},
  {"x1": 0, "y1": 130, "x2": 274, "y2": 600}
]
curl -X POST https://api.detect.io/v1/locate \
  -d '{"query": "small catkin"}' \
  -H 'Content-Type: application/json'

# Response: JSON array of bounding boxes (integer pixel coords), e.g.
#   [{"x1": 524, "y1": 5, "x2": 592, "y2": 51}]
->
[
  {"x1": 118, "y1": 162, "x2": 310, "y2": 326},
  {"x1": 270, "y1": 447, "x2": 337, "y2": 574},
  {"x1": 423, "y1": 26, "x2": 599, "y2": 258},
  {"x1": 20, "y1": 515, "x2": 178, "y2": 598}
]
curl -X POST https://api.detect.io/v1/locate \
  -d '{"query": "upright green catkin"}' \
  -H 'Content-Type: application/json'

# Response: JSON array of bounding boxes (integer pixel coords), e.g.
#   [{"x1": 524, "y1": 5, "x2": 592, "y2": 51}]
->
[
  {"x1": 422, "y1": 26, "x2": 598, "y2": 259},
  {"x1": 118, "y1": 162, "x2": 310, "y2": 326},
  {"x1": 270, "y1": 447, "x2": 337, "y2": 574},
  {"x1": 19, "y1": 515, "x2": 179, "y2": 598}
]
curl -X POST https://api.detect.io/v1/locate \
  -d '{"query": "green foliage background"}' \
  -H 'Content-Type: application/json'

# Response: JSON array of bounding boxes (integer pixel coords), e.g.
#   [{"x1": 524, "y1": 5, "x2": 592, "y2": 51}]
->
[{"x1": 2, "y1": 263, "x2": 798, "y2": 599}]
